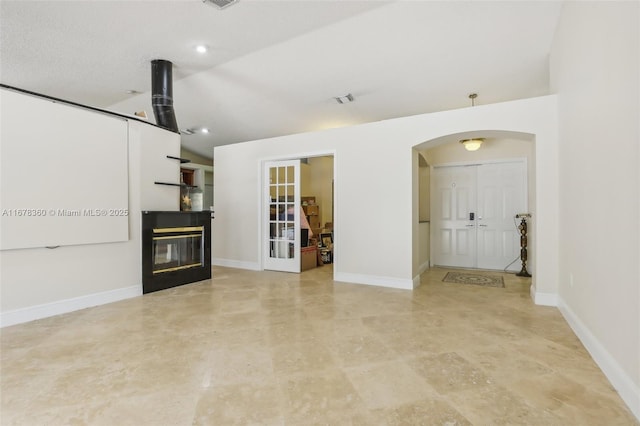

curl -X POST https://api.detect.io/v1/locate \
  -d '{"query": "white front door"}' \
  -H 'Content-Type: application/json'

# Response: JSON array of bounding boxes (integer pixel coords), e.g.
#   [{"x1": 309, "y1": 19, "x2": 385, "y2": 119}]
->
[
  {"x1": 264, "y1": 160, "x2": 301, "y2": 273},
  {"x1": 431, "y1": 161, "x2": 526, "y2": 271},
  {"x1": 431, "y1": 165, "x2": 477, "y2": 268},
  {"x1": 476, "y1": 162, "x2": 526, "y2": 270}
]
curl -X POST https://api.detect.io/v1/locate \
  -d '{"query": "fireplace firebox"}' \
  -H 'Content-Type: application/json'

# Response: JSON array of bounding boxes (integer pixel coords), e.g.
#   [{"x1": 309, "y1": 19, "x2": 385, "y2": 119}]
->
[{"x1": 142, "y1": 211, "x2": 211, "y2": 294}]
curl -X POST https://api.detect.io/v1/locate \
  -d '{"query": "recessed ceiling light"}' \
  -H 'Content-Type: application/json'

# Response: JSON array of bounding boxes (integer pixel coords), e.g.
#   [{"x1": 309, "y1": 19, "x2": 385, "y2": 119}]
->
[
  {"x1": 181, "y1": 127, "x2": 210, "y2": 135},
  {"x1": 195, "y1": 45, "x2": 208, "y2": 54},
  {"x1": 126, "y1": 89, "x2": 140, "y2": 95}
]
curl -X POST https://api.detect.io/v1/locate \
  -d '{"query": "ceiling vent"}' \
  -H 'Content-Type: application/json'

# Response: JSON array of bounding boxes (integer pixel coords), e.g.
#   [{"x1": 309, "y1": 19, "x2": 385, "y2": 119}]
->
[{"x1": 203, "y1": 0, "x2": 239, "y2": 10}]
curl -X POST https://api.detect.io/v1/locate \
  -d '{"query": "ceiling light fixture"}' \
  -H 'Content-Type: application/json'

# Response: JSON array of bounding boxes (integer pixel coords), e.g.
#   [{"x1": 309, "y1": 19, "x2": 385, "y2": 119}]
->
[
  {"x1": 335, "y1": 93, "x2": 354, "y2": 104},
  {"x1": 468, "y1": 92, "x2": 477, "y2": 106},
  {"x1": 460, "y1": 138, "x2": 484, "y2": 151},
  {"x1": 195, "y1": 45, "x2": 208, "y2": 54},
  {"x1": 181, "y1": 127, "x2": 210, "y2": 135},
  {"x1": 460, "y1": 93, "x2": 483, "y2": 151}
]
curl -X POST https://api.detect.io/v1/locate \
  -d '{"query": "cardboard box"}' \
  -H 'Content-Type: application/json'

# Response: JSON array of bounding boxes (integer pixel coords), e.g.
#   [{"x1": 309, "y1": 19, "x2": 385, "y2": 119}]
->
[
  {"x1": 301, "y1": 246, "x2": 317, "y2": 271},
  {"x1": 304, "y1": 205, "x2": 319, "y2": 216},
  {"x1": 308, "y1": 215, "x2": 320, "y2": 228},
  {"x1": 301, "y1": 196, "x2": 316, "y2": 205}
]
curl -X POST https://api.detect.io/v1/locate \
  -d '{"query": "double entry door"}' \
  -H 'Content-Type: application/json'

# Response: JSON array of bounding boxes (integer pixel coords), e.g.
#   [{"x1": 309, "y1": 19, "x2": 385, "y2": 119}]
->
[{"x1": 431, "y1": 161, "x2": 527, "y2": 271}]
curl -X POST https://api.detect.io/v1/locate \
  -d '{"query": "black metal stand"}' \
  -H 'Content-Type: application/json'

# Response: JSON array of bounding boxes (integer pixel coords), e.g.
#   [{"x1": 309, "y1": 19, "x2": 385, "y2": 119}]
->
[{"x1": 516, "y1": 217, "x2": 532, "y2": 277}]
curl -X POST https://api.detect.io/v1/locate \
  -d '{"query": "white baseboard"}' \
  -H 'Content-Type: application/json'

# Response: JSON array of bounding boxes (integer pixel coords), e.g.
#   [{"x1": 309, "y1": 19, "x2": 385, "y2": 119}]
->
[
  {"x1": 418, "y1": 260, "x2": 430, "y2": 275},
  {"x1": 558, "y1": 297, "x2": 640, "y2": 421},
  {"x1": 1, "y1": 285, "x2": 141, "y2": 328},
  {"x1": 212, "y1": 258, "x2": 261, "y2": 271},
  {"x1": 335, "y1": 272, "x2": 415, "y2": 290},
  {"x1": 533, "y1": 289, "x2": 558, "y2": 306}
]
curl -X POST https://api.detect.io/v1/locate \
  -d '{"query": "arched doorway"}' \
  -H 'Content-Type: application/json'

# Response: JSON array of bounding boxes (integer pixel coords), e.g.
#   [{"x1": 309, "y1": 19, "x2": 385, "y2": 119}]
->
[{"x1": 413, "y1": 130, "x2": 539, "y2": 290}]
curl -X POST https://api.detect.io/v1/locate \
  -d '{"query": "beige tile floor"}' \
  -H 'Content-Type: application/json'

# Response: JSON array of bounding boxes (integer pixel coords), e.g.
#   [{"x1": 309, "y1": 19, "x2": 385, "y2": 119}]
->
[{"x1": 1, "y1": 265, "x2": 638, "y2": 425}]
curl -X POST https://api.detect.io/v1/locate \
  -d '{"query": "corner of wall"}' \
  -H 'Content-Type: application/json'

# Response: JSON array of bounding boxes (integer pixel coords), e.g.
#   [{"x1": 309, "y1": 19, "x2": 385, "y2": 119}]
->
[
  {"x1": 530, "y1": 279, "x2": 558, "y2": 306},
  {"x1": 412, "y1": 273, "x2": 422, "y2": 289},
  {"x1": 335, "y1": 271, "x2": 415, "y2": 291},
  {"x1": 532, "y1": 289, "x2": 558, "y2": 307}
]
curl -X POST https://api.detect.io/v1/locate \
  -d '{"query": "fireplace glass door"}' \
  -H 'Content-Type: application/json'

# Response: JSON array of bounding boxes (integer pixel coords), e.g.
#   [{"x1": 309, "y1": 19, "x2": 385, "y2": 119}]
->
[{"x1": 152, "y1": 226, "x2": 203, "y2": 274}]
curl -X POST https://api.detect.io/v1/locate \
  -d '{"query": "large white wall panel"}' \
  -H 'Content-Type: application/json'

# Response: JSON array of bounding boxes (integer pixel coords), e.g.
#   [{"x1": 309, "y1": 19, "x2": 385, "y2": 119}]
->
[{"x1": 0, "y1": 89, "x2": 128, "y2": 249}]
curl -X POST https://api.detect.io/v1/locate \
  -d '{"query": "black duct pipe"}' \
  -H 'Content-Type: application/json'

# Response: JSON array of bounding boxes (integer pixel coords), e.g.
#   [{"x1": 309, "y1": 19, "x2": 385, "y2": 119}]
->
[{"x1": 151, "y1": 59, "x2": 179, "y2": 133}]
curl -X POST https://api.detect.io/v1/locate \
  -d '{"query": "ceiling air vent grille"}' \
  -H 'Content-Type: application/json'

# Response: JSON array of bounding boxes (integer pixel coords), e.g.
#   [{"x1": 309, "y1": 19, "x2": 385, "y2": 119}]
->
[{"x1": 203, "y1": 0, "x2": 238, "y2": 10}]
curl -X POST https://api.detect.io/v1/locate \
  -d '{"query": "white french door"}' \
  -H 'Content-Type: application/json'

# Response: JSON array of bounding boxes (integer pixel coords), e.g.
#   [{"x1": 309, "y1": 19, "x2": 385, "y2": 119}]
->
[
  {"x1": 263, "y1": 160, "x2": 301, "y2": 273},
  {"x1": 431, "y1": 161, "x2": 526, "y2": 271}
]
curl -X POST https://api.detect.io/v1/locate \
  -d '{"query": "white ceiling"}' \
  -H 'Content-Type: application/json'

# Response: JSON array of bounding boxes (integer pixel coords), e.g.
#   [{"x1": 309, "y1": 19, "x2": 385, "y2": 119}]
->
[{"x1": 1, "y1": 0, "x2": 563, "y2": 159}]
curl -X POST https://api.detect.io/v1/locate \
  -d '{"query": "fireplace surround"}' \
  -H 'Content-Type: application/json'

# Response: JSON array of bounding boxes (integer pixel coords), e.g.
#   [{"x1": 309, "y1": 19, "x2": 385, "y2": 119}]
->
[{"x1": 142, "y1": 211, "x2": 211, "y2": 294}]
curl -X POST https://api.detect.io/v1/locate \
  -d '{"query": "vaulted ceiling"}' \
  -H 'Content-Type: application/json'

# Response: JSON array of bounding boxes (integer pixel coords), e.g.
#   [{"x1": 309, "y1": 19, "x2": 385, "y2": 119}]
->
[{"x1": 1, "y1": 0, "x2": 563, "y2": 159}]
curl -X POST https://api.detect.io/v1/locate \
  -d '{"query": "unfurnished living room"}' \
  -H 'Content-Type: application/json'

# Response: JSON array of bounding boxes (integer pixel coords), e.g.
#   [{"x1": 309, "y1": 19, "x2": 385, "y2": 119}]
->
[{"x1": 1, "y1": 1, "x2": 638, "y2": 425}]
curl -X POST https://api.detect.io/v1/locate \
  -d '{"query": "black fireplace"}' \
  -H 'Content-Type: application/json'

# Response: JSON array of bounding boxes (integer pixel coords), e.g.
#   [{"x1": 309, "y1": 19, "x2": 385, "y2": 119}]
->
[{"x1": 142, "y1": 211, "x2": 211, "y2": 294}]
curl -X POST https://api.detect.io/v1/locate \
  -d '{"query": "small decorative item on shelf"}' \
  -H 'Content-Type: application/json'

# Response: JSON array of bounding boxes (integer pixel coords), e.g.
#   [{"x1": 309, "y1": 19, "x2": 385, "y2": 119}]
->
[
  {"x1": 190, "y1": 187, "x2": 203, "y2": 211},
  {"x1": 180, "y1": 186, "x2": 192, "y2": 211}
]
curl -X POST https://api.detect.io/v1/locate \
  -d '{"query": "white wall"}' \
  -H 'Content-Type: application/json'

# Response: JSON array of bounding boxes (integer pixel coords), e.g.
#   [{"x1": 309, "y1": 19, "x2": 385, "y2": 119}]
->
[
  {"x1": 300, "y1": 161, "x2": 312, "y2": 197},
  {"x1": 308, "y1": 156, "x2": 334, "y2": 227},
  {"x1": 418, "y1": 160, "x2": 430, "y2": 223},
  {"x1": 213, "y1": 96, "x2": 558, "y2": 292},
  {"x1": 136, "y1": 123, "x2": 181, "y2": 212},
  {"x1": 550, "y1": 1, "x2": 639, "y2": 417},
  {"x1": 417, "y1": 222, "x2": 430, "y2": 274},
  {"x1": 0, "y1": 101, "x2": 180, "y2": 326}
]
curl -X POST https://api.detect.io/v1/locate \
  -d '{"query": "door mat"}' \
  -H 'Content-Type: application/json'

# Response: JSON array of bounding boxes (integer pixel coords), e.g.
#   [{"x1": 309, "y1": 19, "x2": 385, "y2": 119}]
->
[{"x1": 442, "y1": 272, "x2": 505, "y2": 288}]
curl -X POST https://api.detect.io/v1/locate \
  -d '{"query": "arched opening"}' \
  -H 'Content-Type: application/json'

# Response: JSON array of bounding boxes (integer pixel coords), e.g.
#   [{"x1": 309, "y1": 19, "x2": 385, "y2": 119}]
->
[{"x1": 413, "y1": 130, "x2": 538, "y2": 292}]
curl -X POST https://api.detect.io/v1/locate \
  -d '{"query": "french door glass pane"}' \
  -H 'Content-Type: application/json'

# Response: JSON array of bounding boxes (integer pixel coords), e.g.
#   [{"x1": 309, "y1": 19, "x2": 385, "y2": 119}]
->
[{"x1": 268, "y1": 165, "x2": 295, "y2": 259}]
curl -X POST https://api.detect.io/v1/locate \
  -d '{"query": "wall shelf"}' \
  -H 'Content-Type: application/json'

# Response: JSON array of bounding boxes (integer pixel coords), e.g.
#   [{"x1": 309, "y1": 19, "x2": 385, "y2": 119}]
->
[
  {"x1": 154, "y1": 181, "x2": 197, "y2": 188},
  {"x1": 166, "y1": 155, "x2": 191, "y2": 164}
]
